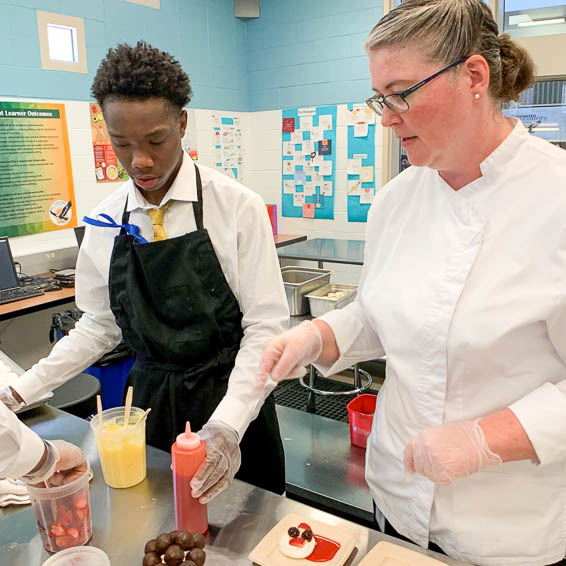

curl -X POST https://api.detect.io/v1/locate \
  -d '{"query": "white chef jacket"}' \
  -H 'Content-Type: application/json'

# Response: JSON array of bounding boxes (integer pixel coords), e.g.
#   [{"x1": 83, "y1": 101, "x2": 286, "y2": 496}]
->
[
  {"x1": 0, "y1": 402, "x2": 44, "y2": 479},
  {"x1": 315, "y1": 120, "x2": 566, "y2": 566},
  {"x1": 13, "y1": 154, "x2": 289, "y2": 439}
]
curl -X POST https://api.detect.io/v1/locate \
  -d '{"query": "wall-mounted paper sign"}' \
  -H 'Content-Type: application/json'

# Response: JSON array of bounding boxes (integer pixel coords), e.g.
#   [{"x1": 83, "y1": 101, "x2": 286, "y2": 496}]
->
[
  {"x1": 282, "y1": 117, "x2": 295, "y2": 132},
  {"x1": 360, "y1": 166, "x2": 374, "y2": 183},
  {"x1": 347, "y1": 158, "x2": 362, "y2": 175},
  {"x1": 303, "y1": 202, "x2": 315, "y2": 218},
  {"x1": 293, "y1": 193, "x2": 305, "y2": 206}
]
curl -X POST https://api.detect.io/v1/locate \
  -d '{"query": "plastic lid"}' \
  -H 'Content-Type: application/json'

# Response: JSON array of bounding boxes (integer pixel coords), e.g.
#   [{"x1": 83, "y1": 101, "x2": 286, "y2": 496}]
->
[
  {"x1": 176, "y1": 421, "x2": 201, "y2": 450},
  {"x1": 41, "y1": 546, "x2": 110, "y2": 566}
]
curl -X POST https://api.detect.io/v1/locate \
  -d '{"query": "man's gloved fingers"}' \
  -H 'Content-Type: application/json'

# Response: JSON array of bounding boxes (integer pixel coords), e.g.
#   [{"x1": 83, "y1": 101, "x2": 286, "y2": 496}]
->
[
  {"x1": 51, "y1": 440, "x2": 85, "y2": 471},
  {"x1": 198, "y1": 476, "x2": 230, "y2": 504},
  {"x1": 271, "y1": 347, "x2": 306, "y2": 381},
  {"x1": 191, "y1": 456, "x2": 228, "y2": 497}
]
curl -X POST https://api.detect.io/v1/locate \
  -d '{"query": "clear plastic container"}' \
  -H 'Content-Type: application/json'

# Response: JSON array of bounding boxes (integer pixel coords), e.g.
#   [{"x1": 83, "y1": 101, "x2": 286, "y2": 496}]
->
[
  {"x1": 26, "y1": 466, "x2": 92, "y2": 553},
  {"x1": 41, "y1": 546, "x2": 110, "y2": 565},
  {"x1": 90, "y1": 406, "x2": 147, "y2": 488}
]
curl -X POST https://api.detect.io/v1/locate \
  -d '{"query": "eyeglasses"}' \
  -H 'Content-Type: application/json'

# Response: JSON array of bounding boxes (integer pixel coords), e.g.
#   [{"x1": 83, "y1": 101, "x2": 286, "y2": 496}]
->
[{"x1": 366, "y1": 56, "x2": 467, "y2": 116}]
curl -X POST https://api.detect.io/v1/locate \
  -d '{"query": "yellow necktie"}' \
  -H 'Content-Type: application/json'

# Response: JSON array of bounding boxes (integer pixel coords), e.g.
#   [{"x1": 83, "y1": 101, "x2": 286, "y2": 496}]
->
[{"x1": 148, "y1": 200, "x2": 172, "y2": 241}]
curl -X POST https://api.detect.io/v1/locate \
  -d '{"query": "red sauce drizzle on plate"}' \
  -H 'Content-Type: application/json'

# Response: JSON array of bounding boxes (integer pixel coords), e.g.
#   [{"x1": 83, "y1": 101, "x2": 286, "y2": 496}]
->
[{"x1": 307, "y1": 535, "x2": 341, "y2": 562}]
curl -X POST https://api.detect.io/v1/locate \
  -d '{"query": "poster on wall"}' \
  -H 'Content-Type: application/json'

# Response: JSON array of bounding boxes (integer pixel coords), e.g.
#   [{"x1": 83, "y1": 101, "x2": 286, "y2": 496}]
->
[
  {"x1": 281, "y1": 105, "x2": 337, "y2": 219},
  {"x1": 347, "y1": 103, "x2": 376, "y2": 222},
  {"x1": 0, "y1": 101, "x2": 77, "y2": 237},
  {"x1": 90, "y1": 103, "x2": 129, "y2": 183},
  {"x1": 213, "y1": 115, "x2": 243, "y2": 181}
]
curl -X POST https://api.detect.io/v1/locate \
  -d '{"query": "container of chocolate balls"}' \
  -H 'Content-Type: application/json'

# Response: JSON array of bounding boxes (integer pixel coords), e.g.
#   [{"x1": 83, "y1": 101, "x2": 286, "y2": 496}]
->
[{"x1": 143, "y1": 530, "x2": 206, "y2": 566}]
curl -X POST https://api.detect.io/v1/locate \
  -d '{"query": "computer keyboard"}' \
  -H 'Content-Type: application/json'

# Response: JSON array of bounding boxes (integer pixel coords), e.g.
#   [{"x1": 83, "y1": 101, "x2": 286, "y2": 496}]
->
[{"x1": 0, "y1": 286, "x2": 45, "y2": 305}]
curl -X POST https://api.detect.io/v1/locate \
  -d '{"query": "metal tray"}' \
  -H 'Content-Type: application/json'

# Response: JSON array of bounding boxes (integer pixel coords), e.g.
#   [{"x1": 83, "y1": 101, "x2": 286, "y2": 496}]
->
[
  {"x1": 305, "y1": 283, "x2": 357, "y2": 317},
  {"x1": 281, "y1": 266, "x2": 331, "y2": 315}
]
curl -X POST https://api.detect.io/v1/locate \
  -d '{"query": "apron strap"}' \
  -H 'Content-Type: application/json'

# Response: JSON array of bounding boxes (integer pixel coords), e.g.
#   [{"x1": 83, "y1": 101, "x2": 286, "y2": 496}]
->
[{"x1": 193, "y1": 164, "x2": 204, "y2": 231}]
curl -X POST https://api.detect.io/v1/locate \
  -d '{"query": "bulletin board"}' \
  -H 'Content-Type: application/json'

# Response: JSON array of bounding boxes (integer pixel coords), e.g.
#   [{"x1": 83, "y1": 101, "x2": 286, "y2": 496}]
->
[
  {"x1": 347, "y1": 103, "x2": 376, "y2": 222},
  {"x1": 0, "y1": 101, "x2": 77, "y2": 237},
  {"x1": 281, "y1": 105, "x2": 337, "y2": 219},
  {"x1": 213, "y1": 115, "x2": 243, "y2": 181}
]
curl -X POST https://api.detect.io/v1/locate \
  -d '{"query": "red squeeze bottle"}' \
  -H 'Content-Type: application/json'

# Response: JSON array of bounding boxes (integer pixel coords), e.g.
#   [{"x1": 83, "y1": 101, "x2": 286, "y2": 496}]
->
[{"x1": 172, "y1": 422, "x2": 208, "y2": 534}]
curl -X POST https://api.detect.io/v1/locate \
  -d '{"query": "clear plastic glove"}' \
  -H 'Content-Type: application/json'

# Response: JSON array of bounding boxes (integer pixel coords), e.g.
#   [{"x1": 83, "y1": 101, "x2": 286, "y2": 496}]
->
[
  {"x1": 23, "y1": 440, "x2": 87, "y2": 487},
  {"x1": 190, "y1": 421, "x2": 241, "y2": 504},
  {"x1": 257, "y1": 321, "x2": 323, "y2": 387},
  {"x1": 0, "y1": 386, "x2": 23, "y2": 412},
  {"x1": 47, "y1": 440, "x2": 88, "y2": 486},
  {"x1": 404, "y1": 420, "x2": 502, "y2": 486}
]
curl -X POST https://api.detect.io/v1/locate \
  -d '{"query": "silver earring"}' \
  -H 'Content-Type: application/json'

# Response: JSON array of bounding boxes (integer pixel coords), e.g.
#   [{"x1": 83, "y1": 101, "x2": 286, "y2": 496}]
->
[{"x1": 474, "y1": 93, "x2": 480, "y2": 100}]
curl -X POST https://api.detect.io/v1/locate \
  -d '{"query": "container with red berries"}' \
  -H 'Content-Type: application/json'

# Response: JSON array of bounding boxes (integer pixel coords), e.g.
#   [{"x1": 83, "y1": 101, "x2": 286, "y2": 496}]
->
[{"x1": 26, "y1": 466, "x2": 92, "y2": 553}]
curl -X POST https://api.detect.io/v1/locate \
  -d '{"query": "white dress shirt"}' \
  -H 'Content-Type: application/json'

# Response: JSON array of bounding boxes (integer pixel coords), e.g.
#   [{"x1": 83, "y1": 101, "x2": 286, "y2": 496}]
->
[
  {"x1": 13, "y1": 154, "x2": 289, "y2": 438},
  {"x1": 0, "y1": 402, "x2": 44, "y2": 479},
  {"x1": 315, "y1": 120, "x2": 566, "y2": 566}
]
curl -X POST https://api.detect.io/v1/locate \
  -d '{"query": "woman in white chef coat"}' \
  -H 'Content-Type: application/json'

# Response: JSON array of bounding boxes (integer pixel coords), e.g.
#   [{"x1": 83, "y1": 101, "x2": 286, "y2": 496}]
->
[{"x1": 259, "y1": 1, "x2": 566, "y2": 564}]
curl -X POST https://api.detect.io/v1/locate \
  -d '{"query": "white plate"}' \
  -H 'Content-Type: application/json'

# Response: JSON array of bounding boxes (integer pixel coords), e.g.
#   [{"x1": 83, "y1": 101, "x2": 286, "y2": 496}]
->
[{"x1": 249, "y1": 512, "x2": 357, "y2": 566}]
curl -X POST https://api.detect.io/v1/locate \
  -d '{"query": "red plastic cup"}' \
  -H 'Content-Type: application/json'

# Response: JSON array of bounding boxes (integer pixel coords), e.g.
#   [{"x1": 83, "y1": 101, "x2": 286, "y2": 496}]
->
[{"x1": 346, "y1": 394, "x2": 377, "y2": 449}]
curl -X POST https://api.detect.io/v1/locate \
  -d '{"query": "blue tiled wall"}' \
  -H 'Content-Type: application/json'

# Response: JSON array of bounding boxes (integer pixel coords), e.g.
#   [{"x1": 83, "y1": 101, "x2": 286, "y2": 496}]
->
[
  {"x1": 0, "y1": 0, "x2": 384, "y2": 111},
  {"x1": 0, "y1": 0, "x2": 249, "y2": 111},
  {"x1": 245, "y1": 0, "x2": 384, "y2": 111}
]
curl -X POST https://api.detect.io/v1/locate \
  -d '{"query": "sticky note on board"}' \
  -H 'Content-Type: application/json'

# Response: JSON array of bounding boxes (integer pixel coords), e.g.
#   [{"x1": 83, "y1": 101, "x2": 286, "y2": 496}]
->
[
  {"x1": 360, "y1": 166, "x2": 374, "y2": 183},
  {"x1": 354, "y1": 123, "x2": 369, "y2": 137},
  {"x1": 282, "y1": 118, "x2": 295, "y2": 132},
  {"x1": 319, "y1": 115, "x2": 332, "y2": 131},
  {"x1": 303, "y1": 203, "x2": 315, "y2": 218},
  {"x1": 304, "y1": 181, "x2": 315, "y2": 196},
  {"x1": 283, "y1": 142, "x2": 294, "y2": 156},
  {"x1": 283, "y1": 180, "x2": 295, "y2": 194},
  {"x1": 311, "y1": 126, "x2": 323, "y2": 142},
  {"x1": 360, "y1": 187, "x2": 374, "y2": 204},
  {"x1": 347, "y1": 158, "x2": 362, "y2": 175},
  {"x1": 318, "y1": 139, "x2": 332, "y2": 156},
  {"x1": 321, "y1": 181, "x2": 333, "y2": 196},
  {"x1": 348, "y1": 179, "x2": 362, "y2": 195},
  {"x1": 283, "y1": 160, "x2": 295, "y2": 175},
  {"x1": 291, "y1": 131, "x2": 303, "y2": 144},
  {"x1": 300, "y1": 116, "x2": 313, "y2": 131},
  {"x1": 319, "y1": 160, "x2": 332, "y2": 176},
  {"x1": 302, "y1": 140, "x2": 314, "y2": 155},
  {"x1": 293, "y1": 193, "x2": 305, "y2": 207}
]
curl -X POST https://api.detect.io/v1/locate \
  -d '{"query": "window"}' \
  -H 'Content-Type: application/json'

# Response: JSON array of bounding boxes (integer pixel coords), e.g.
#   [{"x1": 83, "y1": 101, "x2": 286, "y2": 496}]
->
[
  {"x1": 503, "y1": 1, "x2": 566, "y2": 38},
  {"x1": 37, "y1": 11, "x2": 87, "y2": 73},
  {"x1": 47, "y1": 24, "x2": 78, "y2": 63}
]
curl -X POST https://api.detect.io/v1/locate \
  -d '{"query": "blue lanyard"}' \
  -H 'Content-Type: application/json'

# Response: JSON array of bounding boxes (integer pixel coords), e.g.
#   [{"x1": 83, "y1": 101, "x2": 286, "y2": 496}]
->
[{"x1": 82, "y1": 214, "x2": 148, "y2": 244}]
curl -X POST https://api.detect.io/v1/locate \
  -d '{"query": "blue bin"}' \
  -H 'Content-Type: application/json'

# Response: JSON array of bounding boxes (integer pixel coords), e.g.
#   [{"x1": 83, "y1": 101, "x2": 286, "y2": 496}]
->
[{"x1": 82, "y1": 356, "x2": 135, "y2": 410}]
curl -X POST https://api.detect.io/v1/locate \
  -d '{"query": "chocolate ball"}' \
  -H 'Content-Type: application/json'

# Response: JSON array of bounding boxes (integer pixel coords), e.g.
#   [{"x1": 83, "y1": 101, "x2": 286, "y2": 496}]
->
[
  {"x1": 180, "y1": 562, "x2": 198, "y2": 566},
  {"x1": 189, "y1": 548, "x2": 206, "y2": 566},
  {"x1": 169, "y1": 530, "x2": 180, "y2": 539},
  {"x1": 143, "y1": 552, "x2": 162, "y2": 566},
  {"x1": 192, "y1": 533, "x2": 206, "y2": 549},
  {"x1": 164, "y1": 544, "x2": 185, "y2": 566},
  {"x1": 144, "y1": 539, "x2": 157, "y2": 554},
  {"x1": 155, "y1": 532, "x2": 173, "y2": 553},
  {"x1": 174, "y1": 530, "x2": 194, "y2": 550}
]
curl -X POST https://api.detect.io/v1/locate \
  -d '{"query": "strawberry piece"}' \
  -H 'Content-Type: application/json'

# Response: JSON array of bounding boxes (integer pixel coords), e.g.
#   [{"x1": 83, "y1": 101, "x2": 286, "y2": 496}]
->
[
  {"x1": 75, "y1": 508, "x2": 85, "y2": 520},
  {"x1": 67, "y1": 528, "x2": 79, "y2": 539},
  {"x1": 289, "y1": 537, "x2": 305, "y2": 547},
  {"x1": 50, "y1": 523, "x2": 67, "y2": 537},
  {"x1": 298, "y1": 522, "x2": 312, "y2": 531},
  {"x1": 72, "y1": 493, "x2": 88, "y2": 510},
  {"x1": 55, "y1": 535, "x2": 75, "y2": 548}
]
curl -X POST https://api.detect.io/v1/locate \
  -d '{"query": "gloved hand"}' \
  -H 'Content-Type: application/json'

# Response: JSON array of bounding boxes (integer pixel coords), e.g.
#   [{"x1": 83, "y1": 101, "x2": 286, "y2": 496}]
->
[
  {"x1": 22, "y1": 440, "x2": 87, "y2": 487},
  {"x1": 0, "y1": 386, "x2": 23, "y2": 412},
  {"x1": 47, "y1": 440, "x2": 88, "y2": 487},
  {"x1": 404, "y1": 420, "x2": 502, "y2": 486},
  {"x1": 190, "y1": 421, "x2": 241, "y2": 504},
  {"x1": 257, "y1": 321, "x2": 323, "y2": 387}
]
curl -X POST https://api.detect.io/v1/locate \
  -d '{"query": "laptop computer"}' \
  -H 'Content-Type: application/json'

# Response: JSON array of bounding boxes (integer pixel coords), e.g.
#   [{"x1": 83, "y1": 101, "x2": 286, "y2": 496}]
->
[{"x1": 0, "y1": 238, "x2": 44, "y2": 305}]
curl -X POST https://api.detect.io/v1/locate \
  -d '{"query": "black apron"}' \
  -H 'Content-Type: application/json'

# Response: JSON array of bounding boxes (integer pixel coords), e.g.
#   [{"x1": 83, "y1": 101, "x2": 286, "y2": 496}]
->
[{"x1": 107, "y1": 165, "x2": 285, "y2": 494}]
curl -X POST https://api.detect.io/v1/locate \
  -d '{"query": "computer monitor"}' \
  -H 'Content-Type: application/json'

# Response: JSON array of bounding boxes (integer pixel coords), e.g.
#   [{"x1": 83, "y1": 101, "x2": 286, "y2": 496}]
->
[
  {"x1": 0, "y1": 238, "x2": 21, "y2": 291},
  {"x1": 74, "y1": 226, "x2": 85, "y2": 248}
]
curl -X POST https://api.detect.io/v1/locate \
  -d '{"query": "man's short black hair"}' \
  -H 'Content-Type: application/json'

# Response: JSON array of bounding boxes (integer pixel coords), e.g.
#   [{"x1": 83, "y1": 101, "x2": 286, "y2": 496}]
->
[{"x1": 91, "y1": 41, "x2": 192, "y2": 110}]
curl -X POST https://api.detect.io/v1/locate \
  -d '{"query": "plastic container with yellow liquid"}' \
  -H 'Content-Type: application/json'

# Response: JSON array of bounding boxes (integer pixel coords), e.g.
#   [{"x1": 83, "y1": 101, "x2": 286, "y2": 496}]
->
[{"x1": 90, "y1": 406, "x2": 147, "y2": 488}]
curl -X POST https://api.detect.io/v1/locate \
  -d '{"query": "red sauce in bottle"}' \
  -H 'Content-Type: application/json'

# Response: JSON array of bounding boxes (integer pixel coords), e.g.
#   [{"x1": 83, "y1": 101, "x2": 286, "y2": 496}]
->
[{"x1": 307, "y1": 535, "x2": 341, "y2": 562}]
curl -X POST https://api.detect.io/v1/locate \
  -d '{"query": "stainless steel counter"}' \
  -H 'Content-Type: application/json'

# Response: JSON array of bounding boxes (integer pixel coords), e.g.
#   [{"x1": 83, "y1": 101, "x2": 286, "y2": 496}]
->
[{"x1": 0, "y1": 405, "x2": 467, "y2": 566}]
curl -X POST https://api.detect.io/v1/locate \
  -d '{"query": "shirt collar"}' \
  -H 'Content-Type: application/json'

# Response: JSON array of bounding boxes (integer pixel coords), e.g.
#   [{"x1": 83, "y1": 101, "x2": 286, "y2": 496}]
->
[{"x1": 126, "y1": 151, "x2": 197, "y2": 211}]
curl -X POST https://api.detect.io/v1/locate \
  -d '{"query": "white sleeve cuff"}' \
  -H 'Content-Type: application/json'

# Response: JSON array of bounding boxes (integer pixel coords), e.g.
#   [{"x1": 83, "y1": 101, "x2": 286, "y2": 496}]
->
[
  {"x1": 509, "y1": 381, "x2": 566, "y2": 465},
  {"x1": 9, "y1": 419, "x2": 46, "y2": 479},
  {"x1": 209, "y1": 395, "x2": 255, "y2": 441}
]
